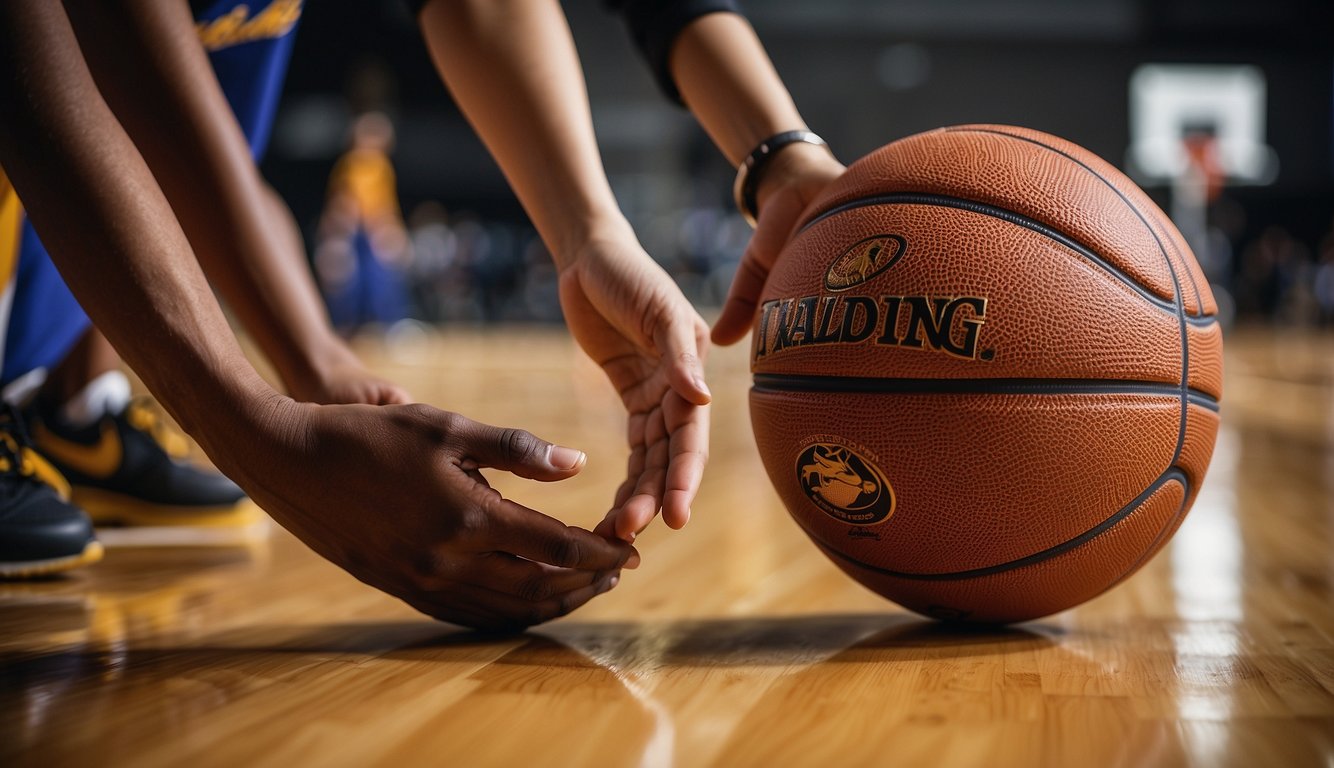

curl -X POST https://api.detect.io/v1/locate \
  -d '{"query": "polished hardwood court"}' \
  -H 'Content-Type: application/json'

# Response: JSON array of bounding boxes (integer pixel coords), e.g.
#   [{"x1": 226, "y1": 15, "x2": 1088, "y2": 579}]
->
[{"x1": 2, "y1": 326, "x2": 1332, "y2": 767}]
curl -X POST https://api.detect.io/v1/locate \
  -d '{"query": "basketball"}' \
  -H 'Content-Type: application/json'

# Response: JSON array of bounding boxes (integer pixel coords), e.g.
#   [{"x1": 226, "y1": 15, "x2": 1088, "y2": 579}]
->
[{"x1": 750, "y1": 124, "x2": 1224, "y2": 623}]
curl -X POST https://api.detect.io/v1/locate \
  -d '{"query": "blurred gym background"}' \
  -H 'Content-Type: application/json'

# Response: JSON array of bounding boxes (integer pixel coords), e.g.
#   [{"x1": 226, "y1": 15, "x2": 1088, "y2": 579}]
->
[{"x1": 259, "y1": 0, "x2": 1334, "y2": 334}]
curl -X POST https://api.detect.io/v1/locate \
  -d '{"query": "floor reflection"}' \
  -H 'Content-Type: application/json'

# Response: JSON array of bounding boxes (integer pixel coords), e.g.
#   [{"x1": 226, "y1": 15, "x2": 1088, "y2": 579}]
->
[
  {"x1": 0, "y1": 538, "x2": 269, "y2": 757},
  {"x1": 1171, "y1": 425, "x2": 1243, "y2": 620}
]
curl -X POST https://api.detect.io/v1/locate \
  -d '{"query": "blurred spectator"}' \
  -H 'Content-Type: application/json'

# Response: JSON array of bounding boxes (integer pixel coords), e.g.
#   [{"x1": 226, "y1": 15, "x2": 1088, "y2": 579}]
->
[
  {"x1": 1235, "y1": 225, "x2": 1316, "y2": 325},
  {"x1": 404, "y1": 201, "x2": 455, "y2": 322},
  {"x1": 1315, "y1": 224, "x2": 1334, "y2": 327}
]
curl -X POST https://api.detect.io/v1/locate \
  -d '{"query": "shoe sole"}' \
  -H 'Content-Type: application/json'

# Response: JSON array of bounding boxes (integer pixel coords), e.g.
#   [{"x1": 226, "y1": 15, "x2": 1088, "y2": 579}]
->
[
  {"x1": 72, "y1": 488, "x2": 264, "y2": 528},
  {"x1": 0, "y1": 541, "x2": 105, "y2": 579}
]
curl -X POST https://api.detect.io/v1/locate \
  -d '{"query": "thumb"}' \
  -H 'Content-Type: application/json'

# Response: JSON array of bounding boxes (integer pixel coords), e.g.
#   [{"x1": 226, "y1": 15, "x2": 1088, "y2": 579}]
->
[
  {"x1": 712, "y1": 188, "x2": 804, "y2": 346},
  {"x1": 455, "y1": 418, "x2": 587, "y2": 482},
  {"x1": 711, "y1": 251, "x2": 768, "y2": 346},
  {"x1": 655, "y1": 314, "x2": 712, "y2": 406}
]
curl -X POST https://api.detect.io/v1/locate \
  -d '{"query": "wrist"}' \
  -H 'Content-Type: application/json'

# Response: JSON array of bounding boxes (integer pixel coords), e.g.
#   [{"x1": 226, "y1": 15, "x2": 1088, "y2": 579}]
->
[
  {"x1": 549, "y1": 211, "x2": 636, "y2": 272},
  {"x1": 156, "y1": 362, "x2": 291, "y2": 470},
  {"x1": 754, "y1": 142, "x2": 847, "y2": 214},
  {"x1": 206, "y1": 387, "x2": 308, "y2": 480},
  {"x1": 280, "y1": 333, "x2": 362, "y2": 401},
  {"x1": 732, "y1": 131, "x2": 836, "y2": 227}
]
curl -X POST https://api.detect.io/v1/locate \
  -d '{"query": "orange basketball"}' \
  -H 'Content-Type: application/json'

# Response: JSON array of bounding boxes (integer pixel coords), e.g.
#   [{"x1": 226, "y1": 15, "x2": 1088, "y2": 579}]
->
[{"x1": 750, "y1": 125, "x2": 1223, "y2": 623}]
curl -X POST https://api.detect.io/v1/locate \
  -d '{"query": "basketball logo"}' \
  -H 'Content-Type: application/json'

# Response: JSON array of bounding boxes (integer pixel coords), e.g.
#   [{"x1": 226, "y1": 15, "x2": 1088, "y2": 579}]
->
[
  {"x1": 796, "y1": 441, "x2": 895, "y2": 525},
  {"x1": 824, "y1": 234, "x2": 905, "y2": 291}
]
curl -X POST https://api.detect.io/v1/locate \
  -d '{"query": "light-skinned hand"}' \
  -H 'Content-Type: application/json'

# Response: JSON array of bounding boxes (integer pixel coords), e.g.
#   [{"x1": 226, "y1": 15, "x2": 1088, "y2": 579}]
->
[
  {"x1": 712, "y1": 143, "x2": 847, "y2": 346},
  {"x1": 555, "y1": 222, "x2": 711, "y2": 542}
]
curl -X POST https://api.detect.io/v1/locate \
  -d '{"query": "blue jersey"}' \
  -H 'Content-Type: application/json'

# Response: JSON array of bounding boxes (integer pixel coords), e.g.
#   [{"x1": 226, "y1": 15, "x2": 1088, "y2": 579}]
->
[
  {"x1": 0, "y1": 1, "x2": 303, "y2": 389},
  {"x1": 195, "y1": 0, "x2": 301, "y2": 160}
]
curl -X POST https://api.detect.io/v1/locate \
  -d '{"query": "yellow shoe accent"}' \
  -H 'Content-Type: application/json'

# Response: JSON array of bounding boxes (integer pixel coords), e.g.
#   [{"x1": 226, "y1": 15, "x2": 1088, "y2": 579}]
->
[
  {"x1": 73, "y1": 487, "x2": 263, "y2": 528},
  {"x1": 125, "y1": 397, "x2": 190, "y2": 459},
  {"x1": 0, "y1": 541, "x2": 103, "y2": 579},
  {"x1": 30, "y1": 420, "x2": 122, "y2": 480},
  {"x1": 24, "y1": 447, "x2": 72, "y2": 501},
  {"x1": 0, "y1": 432, "x2": 72, "y2": 500}
]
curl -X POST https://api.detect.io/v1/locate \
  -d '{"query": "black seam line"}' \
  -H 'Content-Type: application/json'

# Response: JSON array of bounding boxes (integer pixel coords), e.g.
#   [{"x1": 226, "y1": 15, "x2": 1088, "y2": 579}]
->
[
  {"x1": 751, "y1": 375, "x2": 1220, "y2": 410},
  {"x1": 1187, "y1": 393, "x2": 1221, "y2": 413},
  {"x1": 1105, "y1": 471, "x2": 1195, "y2": 592},
  {"x1": 947, "y1": 126, "x2": 1208, "y2": 313},
  {"x1": 944, "y1": 127, "x2": 1192, "y2": 469},
  {"x1": 799, "y1": 192, "x2": 1184, "y2": 315},
  {"x1": 804, "y1": 468, "x2": 1189, "y2": 581}
]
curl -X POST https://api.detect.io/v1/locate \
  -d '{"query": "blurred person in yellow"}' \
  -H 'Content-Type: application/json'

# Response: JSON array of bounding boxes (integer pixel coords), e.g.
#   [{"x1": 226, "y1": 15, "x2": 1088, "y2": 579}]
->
[{"x1": 318, "y1": 112, "x2": 412, "y2": 331}]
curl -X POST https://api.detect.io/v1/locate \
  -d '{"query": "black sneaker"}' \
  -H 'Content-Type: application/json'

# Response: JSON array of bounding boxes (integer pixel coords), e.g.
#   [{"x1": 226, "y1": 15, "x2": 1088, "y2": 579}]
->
[
  {"x1": 0, "y1": 405, "x2": 102, "y2": 578},
  {"x1": 27, "y1": 396, "x2": 260, "y2": 528}
]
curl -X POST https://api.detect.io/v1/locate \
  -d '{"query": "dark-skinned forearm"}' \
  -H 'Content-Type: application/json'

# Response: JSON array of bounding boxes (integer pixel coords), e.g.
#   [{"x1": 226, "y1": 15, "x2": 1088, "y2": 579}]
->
[
  {"x1": 63, "y1": 0, "x2": 346, "y2": 397},
  {"x1": 0, "y1": 0, "x2": 279, "y2": 462}
]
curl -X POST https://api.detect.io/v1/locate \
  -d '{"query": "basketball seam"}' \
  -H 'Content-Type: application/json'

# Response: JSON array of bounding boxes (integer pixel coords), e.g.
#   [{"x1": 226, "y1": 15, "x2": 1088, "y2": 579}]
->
[
  {"x1": 750, "y1": 376, "x2": 1220, "y2": 411},
  {"x1": 953, "y1": 128, "x2": 1191, "y2": 469},
  {"x1": 798, "y1": 192, "x2": 1198, "y2": 323},
  {"x1": 945, "y1": 126, "x2": 1208, "y2": 313},
  {"x1": 801, "y1": 468, "x2": 1189, "y2": 581},
  {"x1": 1103, "y1": 470, "x2": 1196, "y2": 592}
]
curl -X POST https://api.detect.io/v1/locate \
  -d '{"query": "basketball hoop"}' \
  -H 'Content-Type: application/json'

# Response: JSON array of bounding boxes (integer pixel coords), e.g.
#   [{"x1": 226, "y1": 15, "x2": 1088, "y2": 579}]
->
[
  {"x1": 1127, "y1": 64, "x2": 1278, "y2": 187},
  {"x1": 1128, "y1": 64, "x2": 1277, "y2": 273}
]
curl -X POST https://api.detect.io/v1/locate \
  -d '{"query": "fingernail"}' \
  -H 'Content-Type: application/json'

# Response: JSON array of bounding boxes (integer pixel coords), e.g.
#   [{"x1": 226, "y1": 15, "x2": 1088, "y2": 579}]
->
[
  {"x1": 624, "y1": 551, "x2": 641, "y2": 570},
  {"x1": 694, "y1": 376, "x2": 712, "y2": 398},
  {"x1": 608, "y1": 575, "x2": 620, "y2": 589},
  {"x1": 547, "y1": 445, "x2": 585, "y2": 470}
]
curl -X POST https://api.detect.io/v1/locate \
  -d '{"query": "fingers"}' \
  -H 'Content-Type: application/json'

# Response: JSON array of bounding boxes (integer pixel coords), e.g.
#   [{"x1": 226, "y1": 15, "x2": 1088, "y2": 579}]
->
[
  {"x1": 661, "y1": 391, "x2": 709, "y2": 530},
  {"x1": 600, "y1": 385, "x2": 709, "y2": 540},
  {"x1": 654, "y1": 314, "x2": 712, "y2": 407},
  {"x1": 462, "y1": 552, "x2": 613, "y2": 600},
  {"x1": 609, "y1": 402, "x2": 669, "y2": 540},
  {"x1": 377, "y1": 382, "x2": 413, "y2": 405},
  {"x1": 404, "y1": 570, "x2": 620, "y2": 632},
  {"x1": 454, "y1": 575, "x2": 619, "y2": 631},
  {"x1": 482, "y1": 493, "x2": 639, "y2": 571},
  {"x1": 613, "y1": 396, "x2": 708, "y2": 535},
  {"x1": 612, "y1": 411, "x2": 648, "y2": 510},
  {"x1": 309, "y1": 377, "x2": 411, "y2": 407},
  {"x1": 451, "y1": 417, "x2": 586, "y2": 481}
]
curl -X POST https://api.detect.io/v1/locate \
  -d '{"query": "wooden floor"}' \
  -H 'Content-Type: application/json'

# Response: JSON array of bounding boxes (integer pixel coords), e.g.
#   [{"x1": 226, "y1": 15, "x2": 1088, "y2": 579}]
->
[{"x1": 2, "y1": 325, "x2": 1332, "y2": 767}]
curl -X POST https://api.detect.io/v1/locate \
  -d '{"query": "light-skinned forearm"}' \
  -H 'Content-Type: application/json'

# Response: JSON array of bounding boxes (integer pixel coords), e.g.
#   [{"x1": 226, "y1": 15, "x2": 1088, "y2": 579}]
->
[
  {"x1": 668, "y1": 12, "x2": 834, "y2": 209},
  {"x1": 669, "y1": 13, "x2": 806, "y2": 164},
  {"x1": 0, "y1": 1, "x2": 279, "y2": 459},
  {"x1": 63, "y1": 0, "x2": 350, "y2": 398},
  {"x1": 419, "y1": 0, "x2": 627, "y2": 265}
]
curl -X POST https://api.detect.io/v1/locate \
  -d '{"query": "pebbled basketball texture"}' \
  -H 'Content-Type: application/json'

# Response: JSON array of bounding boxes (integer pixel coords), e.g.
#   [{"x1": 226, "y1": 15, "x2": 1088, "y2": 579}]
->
[{"x1": 750, "y1": 125, "x2": 1222, "y2": 623}]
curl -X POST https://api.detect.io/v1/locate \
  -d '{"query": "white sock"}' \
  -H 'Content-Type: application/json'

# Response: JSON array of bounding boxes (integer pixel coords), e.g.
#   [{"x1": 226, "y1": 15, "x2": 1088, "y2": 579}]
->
[
  {"x1": 59, "y1": 370, "x2": 132, "y2": 429},
  {"x1": 1, "y1": 367, "x2": 48, "y2": 408}
]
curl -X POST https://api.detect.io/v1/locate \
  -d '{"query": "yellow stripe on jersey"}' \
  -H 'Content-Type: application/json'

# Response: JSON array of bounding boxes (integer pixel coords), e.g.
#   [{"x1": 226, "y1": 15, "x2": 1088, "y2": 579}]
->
[
  {"x1": 0, "y1": 171, "x2": 23, "y2": 286},
  {"x1": 196, "y1": 0, "x2": 303, "y2": 52}
]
